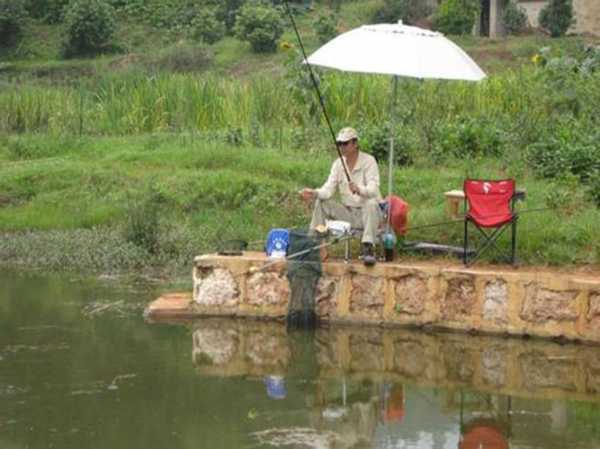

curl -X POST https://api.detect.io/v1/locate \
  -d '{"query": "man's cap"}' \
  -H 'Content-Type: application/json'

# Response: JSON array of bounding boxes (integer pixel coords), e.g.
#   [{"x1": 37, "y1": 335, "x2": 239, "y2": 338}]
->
[{"x1": 336, "y1": 127, "x2": 358, "y2": 143}]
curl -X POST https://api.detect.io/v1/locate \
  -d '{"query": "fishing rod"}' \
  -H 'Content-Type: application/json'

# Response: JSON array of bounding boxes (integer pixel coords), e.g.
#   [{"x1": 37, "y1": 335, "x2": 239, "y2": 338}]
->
[
  {"x1": 231, "y1": 233, "x2": 353, "y2": 279},
  {"x1": 282, "y1": 0, "x2": 351, "y2": 182}
]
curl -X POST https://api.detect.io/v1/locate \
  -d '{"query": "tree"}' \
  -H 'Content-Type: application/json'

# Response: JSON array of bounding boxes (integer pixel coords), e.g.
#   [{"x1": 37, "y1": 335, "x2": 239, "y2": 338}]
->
[
  {"x1": 501, "y1": 0, "x2": 528, "y2": 35},
  {"x1": 0, "y1": 0, "x2": 27, "y2": 47},
  {"x1": 539, "y1": 0, "x2": 575, "y2": 38},
  {"x1": 433, "y1": 0, "x2": 479, "y2": 35},
  {"x1": 62, "y1": 0, "x2": 117, "y2": 57},
  {"x1": 234, "y1": 1, "x2": 284, "y2": 53},
  {"x1": 373, "y1": 0, "x2": 432, "y2": 25}
]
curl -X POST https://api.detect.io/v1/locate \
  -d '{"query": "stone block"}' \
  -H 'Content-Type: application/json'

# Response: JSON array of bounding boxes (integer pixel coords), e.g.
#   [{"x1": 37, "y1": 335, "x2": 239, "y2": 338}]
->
[
  {"x1": 393, "y1": 274, "x2": 427, "y2": 315},
  {"x1": 350, "y1": 274, "x2": 385, "y2": 318},
  {"x1": 442, "y1": 277, "x2": 476, "y2": 321},
  {"x1": 194, "y1": 268, "x2": 240, "y2": 307},
  {"x1": 520, "y1": 283, "x2": 578, "y2": 323},
  {"x1": 316, "y1": 277, "x2": 338, "y2": 319},
  {"x1": 483, "y1": 280, "x2": 508, "y2": 324},
  {"x1": 246, "y1": 272, "x2": 289, "y2": 307},
  {"x1": 587, "y1": 291, "x2": 600, "y2": 323}
]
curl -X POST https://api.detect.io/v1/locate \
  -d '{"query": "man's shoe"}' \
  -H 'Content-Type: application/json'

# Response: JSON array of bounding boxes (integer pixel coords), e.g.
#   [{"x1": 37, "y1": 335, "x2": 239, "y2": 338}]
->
[{"x1": 361, "y1": 243, "x2": 376, "y2": 267}]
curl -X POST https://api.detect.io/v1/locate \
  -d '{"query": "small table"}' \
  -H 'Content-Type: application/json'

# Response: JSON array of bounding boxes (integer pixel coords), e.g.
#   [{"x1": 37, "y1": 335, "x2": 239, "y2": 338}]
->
[{"x1": 444, "y1": 189, "x2": 527, "y2": 219}]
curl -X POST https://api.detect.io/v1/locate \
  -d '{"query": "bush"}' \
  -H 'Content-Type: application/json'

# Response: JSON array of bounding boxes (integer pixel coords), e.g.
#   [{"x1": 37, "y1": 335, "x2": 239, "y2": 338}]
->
[
  {"x1": 359, "y1": 120, "x2": 415, "y2": 166},
  {"x1": 372, "y1": 0, "x2": 432, "y2": 25},
  {"x1": 24, "y1": 0, "x2": 68, "y2": 23},
  {"x1": 433, "y1": 0, "x2": 479, "y2": 35},
  {"x1": 188, "y1": 7, "x2": 225, "y2": 44},
  {"x1": 539, "y1": 0, "x2": 575, "y2": 38},
  {"x1": 150, "y1": 41, "x2": 213, "y2": 73},
  {"x1": 313, "y1": 13, "x2": 337, "y2": 44},
  {"x1": 432, "y1": 118, "x2": 505, "y2": 160},
  {"x1": 62, "y1": 0, "x2": 118, "y2": 57},
  {"x1": 0, "y1": 0, "x2": 27, "y2": 47},
  {"x1": 502, "y1": 1, "x2": 527, "y2": 35},
  {"x1": 234, "y1": 1, "x2": 284, "y2": 53}
]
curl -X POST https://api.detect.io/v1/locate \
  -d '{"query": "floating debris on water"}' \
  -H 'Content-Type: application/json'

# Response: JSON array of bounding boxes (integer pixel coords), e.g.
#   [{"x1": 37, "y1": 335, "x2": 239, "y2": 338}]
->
[
  {"x1": 2, "y1": 343, "x2": 70, "y2": 354},
  {"x1": 107, "y1": 373, "x2": 137, "y2": 391},
  {"x1": 82, "y1": 300, "x2": 143, "y2": 318},
  {"x1": 251, "y1": 427, "x2": 340, "y2": 449}
]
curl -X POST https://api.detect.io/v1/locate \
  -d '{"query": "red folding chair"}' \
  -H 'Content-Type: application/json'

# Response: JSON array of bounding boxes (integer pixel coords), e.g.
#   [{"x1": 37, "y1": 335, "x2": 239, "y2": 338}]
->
[{"x1": 463, "y1": 179, "x2": 518, "y2": 266}]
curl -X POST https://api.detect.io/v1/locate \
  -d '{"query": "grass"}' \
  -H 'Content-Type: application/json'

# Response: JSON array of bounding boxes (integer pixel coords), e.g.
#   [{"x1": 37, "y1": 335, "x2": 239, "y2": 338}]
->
[
  {"x1": 0, "y1": 1, "x2": 599, "y2": 273},
  {"x1": 0, "y1": 133, "x2": 598, "y2": 273}
]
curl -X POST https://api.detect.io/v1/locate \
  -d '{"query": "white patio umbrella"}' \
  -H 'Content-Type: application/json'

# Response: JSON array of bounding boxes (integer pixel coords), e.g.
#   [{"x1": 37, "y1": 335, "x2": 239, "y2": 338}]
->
[{"x1": 306, "y1": 21, "x2": 486, "y2": 231}]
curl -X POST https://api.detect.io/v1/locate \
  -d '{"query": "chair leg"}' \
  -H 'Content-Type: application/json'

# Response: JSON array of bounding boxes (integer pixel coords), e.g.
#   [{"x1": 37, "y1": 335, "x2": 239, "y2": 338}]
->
[
  {"x1": 344, "y1": 238, "x2": 350, "y2": 264},
  {"x1": 463, "y1": 219, "x2": 468, "y2": 265},
  {"x1": 511, "y1": 218, "x2": 517, "y2": 266}
]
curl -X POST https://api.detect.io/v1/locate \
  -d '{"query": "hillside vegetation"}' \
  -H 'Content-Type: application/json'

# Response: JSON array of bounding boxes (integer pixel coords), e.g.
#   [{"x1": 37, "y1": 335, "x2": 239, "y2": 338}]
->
[{"x1": 1, "y1": 0, "x2": 599, "y2": 273}]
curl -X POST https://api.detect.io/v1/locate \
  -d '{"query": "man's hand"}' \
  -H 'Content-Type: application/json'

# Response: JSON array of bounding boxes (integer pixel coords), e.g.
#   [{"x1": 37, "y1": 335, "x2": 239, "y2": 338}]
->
[
  {"x1": 299, "y1": 188, "x2": 316, "y2": 202},
  {"x1": 348, "y1": 182, "x2": 360, "y2": 195}
]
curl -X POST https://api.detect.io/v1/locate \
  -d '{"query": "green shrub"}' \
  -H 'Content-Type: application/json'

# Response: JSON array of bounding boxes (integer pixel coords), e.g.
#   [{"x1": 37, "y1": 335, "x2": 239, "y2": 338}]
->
[
  {"x1": 313, "y1": 13, "x2": 337, "y2": 44},
  {"x1": 234, "y1": 1, "x2": 284, "y2": 53},
  {"x1": 372, "y1": 0, "x2": 432, "y2": 25},
  {"x1": 24, "y1": 0, "x2": 68, "y2": 23},
  {"x1": 359, "y1": 121, "x2": 415, "y2": 166},
  {"x1": 150, "y1": 41, "x2": 213, "y2": 73},
  {"x1": 189, "y1": 7, "x2": 225, "y2": 44},
  {"x1": 62, "y1": 0, "x2": 118, "y2": 57},
  {"x1": 433, "y1": 0, "x2": 479, "y2": 35},
  {"x1": 123, "y1": 187, "x2": 164, "y2": 254},
  {"x1": 502, "y1": 1, "x2": 528, "y2": 35},
  {"x1": 539, "y1": 0, "x2": 575, "y2": 38},
  {"x1": 432, "y1": 118, "x2": 505, "y2": 160},
  {"x1": 216, "y1": 0, "x2": 245, "y2": 32},
  {"x1": 587, "y1": 170, "x2": 600, "y2": 207},
  {"x1": 0, "y1": 0, "x2": 27, "y2": 47}
]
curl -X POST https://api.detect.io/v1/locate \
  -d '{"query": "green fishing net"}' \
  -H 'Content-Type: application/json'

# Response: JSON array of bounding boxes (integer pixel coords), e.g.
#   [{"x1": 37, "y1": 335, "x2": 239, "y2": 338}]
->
[{"x1": 286, "y1": 228, "x2": 322, "y2": 329}]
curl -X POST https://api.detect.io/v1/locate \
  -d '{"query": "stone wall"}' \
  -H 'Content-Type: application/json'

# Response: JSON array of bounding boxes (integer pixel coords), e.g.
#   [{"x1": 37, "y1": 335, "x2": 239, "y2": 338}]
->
[{"x1": 193, "y1": 253, "x2": 600, "y2": 343}]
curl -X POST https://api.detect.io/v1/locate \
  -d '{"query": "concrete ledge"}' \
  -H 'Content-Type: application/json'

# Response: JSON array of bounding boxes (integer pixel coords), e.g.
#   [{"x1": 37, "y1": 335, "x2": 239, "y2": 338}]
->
[{"x1": 148, "y1": 252, "x2": 600, "y2": 343}]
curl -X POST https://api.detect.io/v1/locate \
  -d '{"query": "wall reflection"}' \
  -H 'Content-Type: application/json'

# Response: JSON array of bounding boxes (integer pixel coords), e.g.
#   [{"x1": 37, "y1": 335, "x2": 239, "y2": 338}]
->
[{"x1": 190, "y1": 319, "x2": 600, "y2": 449}]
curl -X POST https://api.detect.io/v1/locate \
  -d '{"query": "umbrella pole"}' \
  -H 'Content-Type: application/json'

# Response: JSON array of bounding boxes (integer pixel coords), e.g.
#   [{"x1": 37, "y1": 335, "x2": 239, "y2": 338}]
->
[{"x1": 387, "y1": 76, "x2": 399, "y2": 232}]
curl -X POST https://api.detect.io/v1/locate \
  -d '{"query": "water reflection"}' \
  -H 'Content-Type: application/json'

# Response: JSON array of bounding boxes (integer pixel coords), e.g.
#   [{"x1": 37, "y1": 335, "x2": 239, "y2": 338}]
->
[
  {"x1": 191, "y1": 319, "x2": 600, "y2": 449},
  {"x1": 2, "y1": 270, "x2": 599, "y2": 449}
]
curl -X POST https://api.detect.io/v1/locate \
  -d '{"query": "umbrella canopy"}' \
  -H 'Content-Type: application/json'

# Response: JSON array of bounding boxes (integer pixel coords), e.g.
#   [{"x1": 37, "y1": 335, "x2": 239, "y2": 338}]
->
[{"x1": 306, "y1": 22, "x2": 486, "y2": 81}]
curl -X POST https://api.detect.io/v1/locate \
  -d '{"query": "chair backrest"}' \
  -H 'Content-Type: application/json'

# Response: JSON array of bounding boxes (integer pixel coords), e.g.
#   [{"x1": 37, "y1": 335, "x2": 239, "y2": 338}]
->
[{"x1": 464, "y1": 179, "x2": 515, "y2": 227}]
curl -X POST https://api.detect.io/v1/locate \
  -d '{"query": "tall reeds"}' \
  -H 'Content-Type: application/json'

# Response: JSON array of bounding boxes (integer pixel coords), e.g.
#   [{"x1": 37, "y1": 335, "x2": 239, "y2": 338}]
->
[{"x1": 1, "y1": 67, "x2": 598, "y2": 138}]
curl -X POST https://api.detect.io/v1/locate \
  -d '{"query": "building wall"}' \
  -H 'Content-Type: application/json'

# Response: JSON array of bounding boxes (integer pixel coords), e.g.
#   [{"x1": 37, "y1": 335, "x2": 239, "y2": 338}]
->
[{"x1": 518, "y1": 0, "x2": 600, "y2": 36}]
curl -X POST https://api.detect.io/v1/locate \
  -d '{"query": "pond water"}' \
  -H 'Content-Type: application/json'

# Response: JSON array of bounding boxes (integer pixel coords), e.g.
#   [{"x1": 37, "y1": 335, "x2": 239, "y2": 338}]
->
[{"x1": 2, "y1": 269, "x2": 600, "y2": 449}]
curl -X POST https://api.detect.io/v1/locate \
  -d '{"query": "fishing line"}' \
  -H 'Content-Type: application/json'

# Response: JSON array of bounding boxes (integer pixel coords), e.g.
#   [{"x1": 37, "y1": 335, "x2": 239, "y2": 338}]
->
[{"x1": 282, "y1": 0, "x2": 351, "y2": 182}]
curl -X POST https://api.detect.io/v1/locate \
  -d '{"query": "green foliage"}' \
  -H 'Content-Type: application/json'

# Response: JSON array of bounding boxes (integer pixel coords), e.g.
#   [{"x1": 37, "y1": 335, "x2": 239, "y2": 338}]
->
[
  {"x1": 313, "y1": 13, "x2": 337, "y2": 44},
  {"x1": 25, "y1": 0, "x2": 69, "y2": 23},
  {"x1": 0, "y1": 0, "x2": 27, "y2": 47},
  {"x1": 150, "y1": 41, "x2": 213, "y2": 72},
  {"x1": 372, "y1": 0, "x2": 432, "y2": 25},
  {"x1": 432, "y1": 118, "x2": 505, "y2": 160},
  {"x1": 62, "y1": 0, "x2": 118, "y2": 58},
  {"x1": 188, "y1": 7, "x2": 225, "y2": 44},
  {"x1": 501, "y1": 1, "x2": 527, "y2": 36},
  {"x1": 539, "y1": 0, "x2": 574, "y2": 38},
  {"x1": 124, "y1": 186, "x2": 163, "y2": 254},
  {"x1": 433, "y1": 0, "x2": 479, "y2": 35},
  {"x1": 233, "y1": 1, "x2": 284, "y2": 53},
  {"x1": 359, "y1": 121, "x2": 415, "y2": 166}
]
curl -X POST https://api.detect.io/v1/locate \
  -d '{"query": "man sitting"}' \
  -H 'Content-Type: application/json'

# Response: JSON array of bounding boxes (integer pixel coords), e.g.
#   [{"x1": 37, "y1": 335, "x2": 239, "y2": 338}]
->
[{"x1": 299, "y1": 127, "x2": 382, "y2": 266}]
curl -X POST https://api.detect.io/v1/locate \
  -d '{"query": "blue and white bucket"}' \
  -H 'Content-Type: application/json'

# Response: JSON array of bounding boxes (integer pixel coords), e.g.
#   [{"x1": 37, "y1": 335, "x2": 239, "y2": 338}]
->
[{"x1": 265, "y1": 228, "x2": 289, "y2": 259}]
